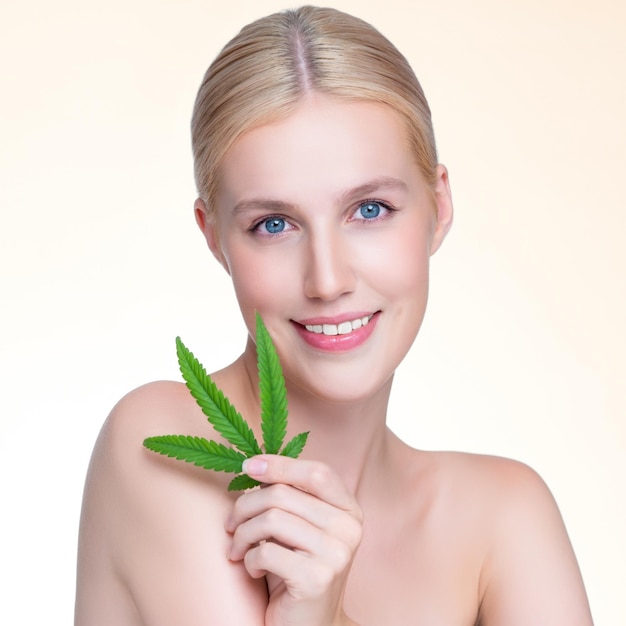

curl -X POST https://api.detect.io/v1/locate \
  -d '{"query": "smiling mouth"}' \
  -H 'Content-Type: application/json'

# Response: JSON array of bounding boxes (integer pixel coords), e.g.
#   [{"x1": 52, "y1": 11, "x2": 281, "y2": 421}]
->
[{"x1": 304, "y1": 315, "x2": 372, "y2": 336}]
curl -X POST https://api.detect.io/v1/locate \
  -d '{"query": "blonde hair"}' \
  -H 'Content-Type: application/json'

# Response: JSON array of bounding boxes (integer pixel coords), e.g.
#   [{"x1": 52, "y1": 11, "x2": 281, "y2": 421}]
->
[{"x1": 191, "y1": 5, "x2": 438, "y2": 214}]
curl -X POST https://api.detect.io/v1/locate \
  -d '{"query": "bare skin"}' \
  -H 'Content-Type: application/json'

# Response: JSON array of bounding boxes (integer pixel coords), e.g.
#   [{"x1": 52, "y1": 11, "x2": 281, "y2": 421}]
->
[
  {"x1": 75, "y1": 375, "x2": 593, "y2": 625},
  {"x1": 75, "y1": 96, "x2": 593, "y2": 625}
]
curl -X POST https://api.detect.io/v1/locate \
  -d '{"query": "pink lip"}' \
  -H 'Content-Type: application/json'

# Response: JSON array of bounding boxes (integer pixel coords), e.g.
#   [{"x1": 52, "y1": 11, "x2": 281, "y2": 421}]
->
[{"x1": 292, "y1": 312, "x2": 379, "y2": 353}]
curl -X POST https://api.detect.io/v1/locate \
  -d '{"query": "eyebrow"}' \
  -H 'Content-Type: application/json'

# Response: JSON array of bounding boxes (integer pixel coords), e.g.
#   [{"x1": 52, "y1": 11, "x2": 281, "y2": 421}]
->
[
  {"x1": 340, "y1": 176, "x2": 408, "y2": 204},
  {"x1": 231, "y1": 176, "x2": 408, "y2": 215}
]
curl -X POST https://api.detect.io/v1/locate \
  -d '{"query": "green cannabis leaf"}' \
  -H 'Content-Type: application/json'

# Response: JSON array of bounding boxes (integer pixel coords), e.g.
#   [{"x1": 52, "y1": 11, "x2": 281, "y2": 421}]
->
[
  {"x1": 175, "y1": 336, "x2": 262, "y2": 458},
  {"x1": 257, "y1": 313, "x2": 288, "y2": 454},
  {"x1": 143, "y1": 313, "x2": 309, "y2": 491}
]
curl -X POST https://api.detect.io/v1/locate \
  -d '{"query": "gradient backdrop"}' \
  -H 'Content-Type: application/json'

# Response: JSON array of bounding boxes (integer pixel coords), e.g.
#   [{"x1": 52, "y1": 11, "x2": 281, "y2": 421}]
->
[{"x1": 1, "y1": 0, "x2": 624, "y2": 623}]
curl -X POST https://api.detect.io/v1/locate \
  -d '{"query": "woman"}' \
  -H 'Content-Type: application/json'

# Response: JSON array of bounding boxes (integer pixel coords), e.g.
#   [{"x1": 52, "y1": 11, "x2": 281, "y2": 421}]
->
[{"x1": 75, "y1": 6, "x2": 593, "y2": 625}]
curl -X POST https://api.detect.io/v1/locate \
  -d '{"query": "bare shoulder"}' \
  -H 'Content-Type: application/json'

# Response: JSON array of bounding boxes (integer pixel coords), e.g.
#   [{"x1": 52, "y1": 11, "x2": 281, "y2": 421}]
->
[
  {"x1": 414, "y1": 450, "x2": 593, "y2": 626},
  {"x1": 76, "y1": 381, "x2": 267, "y2": 626},
  {"x1": 404, "y1": 450, "x2": 561, "y2": 523},
  {"x1": 99, "y1": 380, "x2": 219, "y2": 451},
  {"x1": 427, "y1": 450, "x2": 555, "y2": 502}
]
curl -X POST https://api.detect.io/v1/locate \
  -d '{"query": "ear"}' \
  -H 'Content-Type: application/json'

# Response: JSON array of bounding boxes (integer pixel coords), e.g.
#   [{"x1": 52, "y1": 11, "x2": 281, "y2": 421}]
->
[
  {"x1": 429, "y1": 164, "x2": 453, "y2": 255},
  {"x1": 194, "y1": 198, "x2": 231, "y2": 274}
]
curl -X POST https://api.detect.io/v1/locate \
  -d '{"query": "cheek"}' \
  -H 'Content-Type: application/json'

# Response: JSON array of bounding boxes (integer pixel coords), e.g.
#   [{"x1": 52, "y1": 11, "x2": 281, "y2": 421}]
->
[
  {"x1": 358, "y1": 224, "x2": 431, "y2": 299},
  {"x1": 377, "y1": 231, "x2": 432, "y2": 362},
  {"x1": 226, "y1": 246, "x2": 297, "y2": 321},
  {"x1": 381, "y1": 254, "x2": 430, "y2": 322}
]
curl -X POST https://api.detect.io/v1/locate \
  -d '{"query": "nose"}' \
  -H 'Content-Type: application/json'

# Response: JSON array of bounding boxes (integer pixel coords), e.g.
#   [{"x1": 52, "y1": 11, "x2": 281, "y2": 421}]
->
[{"x1": 302, "y1": 230, "x2": 356, "y2": 301}]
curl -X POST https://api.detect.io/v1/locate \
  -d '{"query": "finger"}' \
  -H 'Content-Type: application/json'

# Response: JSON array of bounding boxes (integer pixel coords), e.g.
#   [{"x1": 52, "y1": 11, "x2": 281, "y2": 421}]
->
[
  {"x1": 226, "y1": 482, "x2": 349, "y2": 535},
  {"x1": 241, "y1": 456, "x2": 360, "y2": 515},
  {"x1": 244, "y1": 539, "x2": 349, "y2": 597},
  {"x1": 243, "y1": 539, "x2": 301, "y2": 580},
  {"x1": 229, "y1": 508, "x2": 324, "y2": 561}
]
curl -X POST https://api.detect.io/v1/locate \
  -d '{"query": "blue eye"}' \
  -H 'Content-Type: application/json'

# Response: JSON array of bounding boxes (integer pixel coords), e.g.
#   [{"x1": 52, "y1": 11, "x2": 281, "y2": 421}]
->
[
  {"x1": 260, "y1": 217, "x2": 286, "y2": 234},
  {"x1": 358, "y1": 202, "x2": 382, "y2": 219}
]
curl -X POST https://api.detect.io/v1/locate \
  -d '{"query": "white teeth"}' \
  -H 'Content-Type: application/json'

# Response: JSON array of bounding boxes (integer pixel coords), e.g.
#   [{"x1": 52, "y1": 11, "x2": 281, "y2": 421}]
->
[
  {"x1": 305, "y1": 315, "x2": 372, "y2": 336},
  {"x1": 337, "y1": 321, "x2": 352, "y2": 335}
]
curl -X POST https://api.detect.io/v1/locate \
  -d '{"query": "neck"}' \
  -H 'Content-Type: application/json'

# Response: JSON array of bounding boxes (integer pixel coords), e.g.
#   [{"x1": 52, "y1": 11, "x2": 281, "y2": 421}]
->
[{"x1": 237, "y1": 346, "x2": 397, "y2": 497}]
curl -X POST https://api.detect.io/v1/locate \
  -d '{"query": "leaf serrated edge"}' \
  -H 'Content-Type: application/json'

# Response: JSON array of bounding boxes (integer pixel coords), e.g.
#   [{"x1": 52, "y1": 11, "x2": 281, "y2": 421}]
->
[
  {"x1": 176, "y1": 336, "x2": 262, "y2": 457},
  {"x1": 143, "y1": 317, "x2": 308, "y2": 488},
  {"x1": 256, "y1": 313, "x2": 288, "y2": 454},
  {"x1": 228, "y1": 474, "x2": 262, "y2": 491},
  {"x1": 280, "y1": 431, "x2": 309, "y2": 458},
  {"x1": 143, "y1": 435, "x2": 245, "y2": 473}
]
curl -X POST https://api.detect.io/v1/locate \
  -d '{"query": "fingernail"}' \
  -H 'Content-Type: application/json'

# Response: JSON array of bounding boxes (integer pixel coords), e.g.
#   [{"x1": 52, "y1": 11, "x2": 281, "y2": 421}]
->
[{"x1": 242, "y1": 457, "x2": 268, "y2": 476}]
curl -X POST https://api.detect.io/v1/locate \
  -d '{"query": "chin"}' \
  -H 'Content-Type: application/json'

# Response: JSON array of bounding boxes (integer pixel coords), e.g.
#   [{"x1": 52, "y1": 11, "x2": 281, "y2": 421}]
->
[{"x1": 284, "y1": 357, "x2": 397, "y2": 407}]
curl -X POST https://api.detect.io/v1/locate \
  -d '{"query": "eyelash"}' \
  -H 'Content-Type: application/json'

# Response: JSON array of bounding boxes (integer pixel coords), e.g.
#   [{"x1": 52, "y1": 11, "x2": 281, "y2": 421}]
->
[
  {"x1": 250, "y1": 216, "x2": 295, "y2": 236},
  {"x1": 353, "y1": 199, "x2": 395, "y2": 222},
  {"x1": 250, "y1": 199, "x2": 396, "y2": 236}
]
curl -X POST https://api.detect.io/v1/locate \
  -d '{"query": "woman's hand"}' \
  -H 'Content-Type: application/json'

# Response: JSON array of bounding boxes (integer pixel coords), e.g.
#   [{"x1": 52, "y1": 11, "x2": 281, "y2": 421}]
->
[{"x1": 225, "y1": 455, "x2": 363, "y2": 626}]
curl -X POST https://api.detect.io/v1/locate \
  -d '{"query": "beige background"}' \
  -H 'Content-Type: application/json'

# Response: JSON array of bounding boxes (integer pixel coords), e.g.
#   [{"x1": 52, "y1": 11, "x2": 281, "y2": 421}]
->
[{"x1": 1, "y1": 0, "x2": 624, "y2": 623}]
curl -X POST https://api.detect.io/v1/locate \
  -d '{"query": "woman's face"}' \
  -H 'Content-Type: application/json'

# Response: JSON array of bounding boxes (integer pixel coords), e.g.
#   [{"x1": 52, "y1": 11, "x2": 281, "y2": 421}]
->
[{"x1": 198, "y1": 94, "x2": 452, "y2": 403}]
